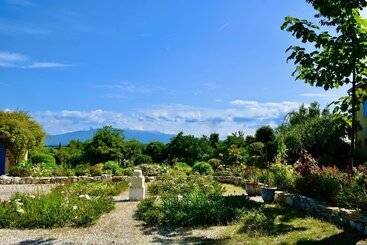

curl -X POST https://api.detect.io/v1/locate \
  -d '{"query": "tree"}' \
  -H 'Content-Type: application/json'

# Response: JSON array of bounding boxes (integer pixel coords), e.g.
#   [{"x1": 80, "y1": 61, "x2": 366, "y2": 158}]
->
[
  {"x1": 144, "y1": 141, "x2": 167, "y2": 163},
  {"x1": 209, "y1": 133, "x2": 220, "y2": 148},
  {"x1": 281, "y1": 0, "x2": 367, "y2": 165},
  {"x1": 85, "y1": 126, "x2": 125, "y2": 163},
  {"x1": 52, "y1": 140, "x2": 86, "y2": 165},
  {"x1": 167, "y1": 132, "x2": 201, "y2": 164},
  {"x1": 0, "y1": 111, "x2": 45, "y2": 163},
  {"x1": 286, "y1": 102, "x2": 321, "y2": 126},
  {"x1": 255, "y1": 126, "x2": 275, "y2": 143},
  {"x1": 224, "y1": 131, "x2": 246, "y2": 148}
]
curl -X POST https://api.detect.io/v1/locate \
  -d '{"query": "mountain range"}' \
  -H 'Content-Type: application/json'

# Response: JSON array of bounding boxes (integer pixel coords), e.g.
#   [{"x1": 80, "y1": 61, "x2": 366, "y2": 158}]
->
[{"x1": 45, "y1": 128, "x2": 174, "y2": 146}]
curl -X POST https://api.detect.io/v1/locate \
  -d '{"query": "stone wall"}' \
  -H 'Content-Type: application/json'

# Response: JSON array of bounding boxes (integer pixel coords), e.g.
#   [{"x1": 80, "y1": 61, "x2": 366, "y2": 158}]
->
[
  {"x1": 0, "y1": 175, "x2": 156, "y2": 185},
  {"x1": 277, "y1": 193, "x2": 367, "y2": 235},
  {"x1": 213, "y1": 176, "x2": 247, "y2": 186}
]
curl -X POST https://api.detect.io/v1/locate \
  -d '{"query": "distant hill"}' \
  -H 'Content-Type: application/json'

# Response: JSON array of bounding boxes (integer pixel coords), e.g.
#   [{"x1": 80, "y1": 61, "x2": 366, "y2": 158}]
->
[{"x1": 45, "y1": 128, "x2": 174, "y2": 146}]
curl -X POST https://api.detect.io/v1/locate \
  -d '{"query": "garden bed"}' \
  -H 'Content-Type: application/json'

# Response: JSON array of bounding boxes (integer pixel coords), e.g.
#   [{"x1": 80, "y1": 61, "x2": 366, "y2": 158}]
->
[
  {"x1": 0, "y1": 181, "x2": 128, "y2": 228},
  {"x1": 215, "y1": 174, "x2": 367, "y2": 236},
  {"x1": 0, "y1": 175, "x2": 156, "y2": 185}
]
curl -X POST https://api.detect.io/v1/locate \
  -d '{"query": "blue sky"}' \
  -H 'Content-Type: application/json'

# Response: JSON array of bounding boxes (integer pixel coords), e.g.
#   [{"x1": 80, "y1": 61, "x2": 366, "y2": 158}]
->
[{"x1": 0, "y1": 0, "x2": 348, "y2": 136}]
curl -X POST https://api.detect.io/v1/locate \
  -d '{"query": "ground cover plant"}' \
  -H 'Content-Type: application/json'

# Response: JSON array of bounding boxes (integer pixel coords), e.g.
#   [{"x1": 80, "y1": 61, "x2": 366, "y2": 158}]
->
[
  {"x1": 0, "y1": 181, "x2": 128, "y2": 228},
  {"x1": 220, "y1": 204, "x2": 364, "y2": 244},
  {"x1": 136, "y1": 169, "x2": 259, "y2": 227}
]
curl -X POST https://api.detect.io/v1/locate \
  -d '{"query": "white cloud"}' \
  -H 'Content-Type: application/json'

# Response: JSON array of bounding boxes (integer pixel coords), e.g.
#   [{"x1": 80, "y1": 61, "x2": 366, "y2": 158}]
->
[
  {"x1": 229, "y1": 100, "x2": 301, "y2": 119},
  {"x1": 31, "y1": 100, "x2": 301, "y2": 137},
  {"x1": 96, "y1": 82, "x2": 154, "y2": 94},
  {"x1": 27, "y1": 62, "x2": 71, "y2": 68},
  {"x1": 300, "y1": 93, "x2": 330, "y2": 98},
  {"x1": 0, "y1": 51, "x2": 70, "y2": 69},
  {"x1": 299, "y1": 88, "x2": 348, "y2": 102},
  {"x1": 95, "y1": 81, "x2": 173, "y2": 99}
]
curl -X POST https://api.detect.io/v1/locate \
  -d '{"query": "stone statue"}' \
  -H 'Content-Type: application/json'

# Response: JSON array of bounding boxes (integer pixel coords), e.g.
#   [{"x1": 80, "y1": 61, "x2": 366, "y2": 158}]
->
[{"x1": 129, "y1": 169, "x2": 145, "y2": 201}]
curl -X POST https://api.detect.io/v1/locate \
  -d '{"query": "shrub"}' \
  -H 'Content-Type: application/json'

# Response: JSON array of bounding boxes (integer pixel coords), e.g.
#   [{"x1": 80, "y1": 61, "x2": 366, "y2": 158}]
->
[
  {"x1": 174, "y1": 162, "x2": 192, "y2": 174},
  {"x1": 268, "y1": 163, "x2": 297, "y2": 190},
  {"x1": 294, "y1": 151, "x2": 319, "y2": 176},
  {"x1": 103, "y1": 161, "x2": 121, "y2": 175},
  {"x1": 192, "y1": 162, "x2": 213, "y2": 175},
  {"x1": 89, "y1": 163, "x2": 104, "y2": 176},
  {"x1": 30, "y1": 163, "x2": 54, "y2": 177},
  {"x1": 280, "y1": 115, "x2": 350, "y2": 166},
  {"x1": 115, "y1": 167, "x2": 133, "y2": 176},
  {"x1": 139, "y1": 164, "x2": 167, "y2": 176},
  {"x1": 52, "y1": 166, "x2": 75, "y2": 177},
  {"x1": 149, "y1": 169, "x2": 223, "y2": 197},
  {"x1": 30, "y1": 152, "x2": 56, "y2": 165},
  {"x1": 74, "y1": 164, "x2": 91, "y2": 176},
  {"x1": 134, "y1": 154, "x2": 153, "y2": 165},
  {"x1": 248, "y1": 142, "x2": 265, "y2": 156},
  {"x1": 158, "y1": 192, "x2": 227, "y2": 226},
  {"x1": 137, "y1": 170, "x2": 257, "y2": 227},
  {"x1": 214, "y1": 165, "x2": 248, "y2": 177},
  {"x1": 0, "y1": 181, "x2": 128, "y2": 228},
  {"x1": 295, "y1": 166, "x2": 348, "y2": 203},
  {"x1": 136, "y1": 197, "x2": 162, "y2": 225},
  {"x1": 249, "y1": 155, "x2": 267, "y2": 168},
  {"x1": 208, "y1": 158, "x2": 221, "y2": 169},
  {"x1": 337, "y1": 171, "x2": 367, "y2": 211},
  {"x1": 8, "y1": 162, "x2": 32, "y2": 177}
]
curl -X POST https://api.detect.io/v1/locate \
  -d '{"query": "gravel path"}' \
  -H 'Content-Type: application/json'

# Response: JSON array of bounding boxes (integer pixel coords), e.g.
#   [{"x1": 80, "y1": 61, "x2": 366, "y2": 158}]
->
[{"x1": 0, "y1": 186, "x2": 225, "y2": 244}]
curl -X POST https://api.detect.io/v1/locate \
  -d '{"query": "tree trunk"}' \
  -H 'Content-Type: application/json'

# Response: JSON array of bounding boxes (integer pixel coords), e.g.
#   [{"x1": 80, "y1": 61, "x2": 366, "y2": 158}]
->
[{"x1": 351, "y1": 69, "x2": 357, "y2": 168}]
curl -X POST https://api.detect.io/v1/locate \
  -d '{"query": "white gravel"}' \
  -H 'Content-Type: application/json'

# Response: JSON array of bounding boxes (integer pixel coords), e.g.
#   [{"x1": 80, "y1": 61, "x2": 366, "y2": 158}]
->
[{"x1": 0, "y1": 186, "x2": 225, "y2": 244}]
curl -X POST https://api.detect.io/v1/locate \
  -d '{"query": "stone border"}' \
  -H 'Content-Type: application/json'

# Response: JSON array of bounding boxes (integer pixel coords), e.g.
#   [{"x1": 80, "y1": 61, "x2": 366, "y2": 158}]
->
[
  {"x1": 0, "y1": 175, "x2": 156, "y2": 185},
  {"x1": 279, "y1": 193, "x2": 367, "y2": 236},
  {"x1": 215, "y1": 175, "x2": 367, "y2": 236}
]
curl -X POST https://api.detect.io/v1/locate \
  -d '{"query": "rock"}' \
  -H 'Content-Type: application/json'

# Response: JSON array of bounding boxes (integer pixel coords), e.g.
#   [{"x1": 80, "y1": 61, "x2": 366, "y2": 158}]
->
[
  {"x1": 23, "y1": 177, "x2": 33, "y2": 184},
  {"x1": 274, "y1": 191, "x2": 285, "y2": 202},
  {"x1": 101, "y1": 174, "x2": 112, "y2": 181},
  {"x1": 129, "y1": 170, "x2": 145, "y2": 201}
]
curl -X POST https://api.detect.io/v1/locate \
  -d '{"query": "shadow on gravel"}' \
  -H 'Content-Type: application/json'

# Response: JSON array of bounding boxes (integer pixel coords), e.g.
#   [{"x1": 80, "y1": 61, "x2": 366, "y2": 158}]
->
[
  {"x1": 18, "y1": 238, "x2": 56, "y2": 245},
  {"x1": 140, "y1": 226, "x2": 229, "y2": 244}
]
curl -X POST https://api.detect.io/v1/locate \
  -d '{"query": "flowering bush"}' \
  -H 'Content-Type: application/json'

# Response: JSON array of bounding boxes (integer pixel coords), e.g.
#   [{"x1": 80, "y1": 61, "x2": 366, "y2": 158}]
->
[
  {"x1": 0, "y1": 181, "x2": 127, "y2": 228},
  {"x1": 337, "y1": 168, "x2": 367, "y2": 211},
  {"x1": 295, "y1": 165, "x2": 348, "y2": 203},
  {"x1": 294, "y1": 150, "x2": 319, "y2": 176},
  {"x1": 268, "y1": 163, "x2": 297, "y2": 190},
  {"x1": 139, "y1": 164, "x2": 168, "y2": 176}
]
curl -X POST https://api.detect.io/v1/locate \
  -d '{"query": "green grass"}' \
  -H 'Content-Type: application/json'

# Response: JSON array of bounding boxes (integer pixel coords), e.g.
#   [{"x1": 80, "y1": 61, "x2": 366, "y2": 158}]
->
[
  {"x1": 217, "y1": 205, "x2": 365, "y2": 245},
  {"x1": 0, "y1": 181, "x2": 128, "y2": 229},
  {"x1": 221, "y1": 184, "x2": 246, "y2": 196}
]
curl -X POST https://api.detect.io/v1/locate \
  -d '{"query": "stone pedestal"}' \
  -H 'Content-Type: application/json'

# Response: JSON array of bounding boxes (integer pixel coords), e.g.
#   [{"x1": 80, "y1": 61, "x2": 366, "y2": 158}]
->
[{"x1": 129, "y1": 169, "x2": 145, "y2": 201}]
